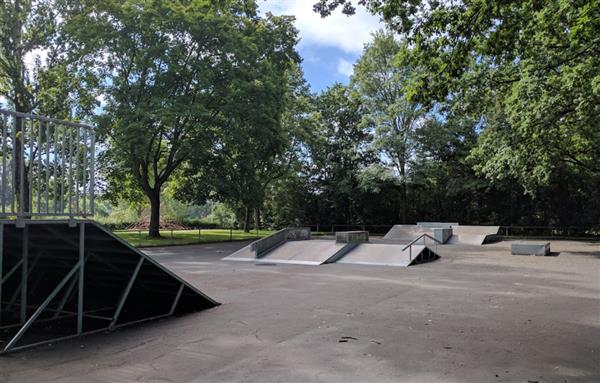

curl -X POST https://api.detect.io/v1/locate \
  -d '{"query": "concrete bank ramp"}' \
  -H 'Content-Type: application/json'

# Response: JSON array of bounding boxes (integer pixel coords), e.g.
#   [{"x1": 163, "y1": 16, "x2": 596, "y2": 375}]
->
[
  {"x1": 336, "y1": 243, "x2": 438, "y2": 267},
  {"x1": 447, "y1": 226, "x2": 500, "y2": 245},
  {"x1": 221, "y1": 243, "x2": 255, "y2": 262},
  {"x1": 257, "y1": 239, "x2": 346, "y2": 265},
  {"x1": 383, "y1": 225, "x2": 429, "y2": 241}
]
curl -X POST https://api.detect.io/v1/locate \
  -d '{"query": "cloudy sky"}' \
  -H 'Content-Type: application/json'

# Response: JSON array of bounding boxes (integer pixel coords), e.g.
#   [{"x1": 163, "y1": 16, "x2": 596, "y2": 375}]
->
[{"x1": 258, "y1": 0, "x2": 383, "y2": 92}]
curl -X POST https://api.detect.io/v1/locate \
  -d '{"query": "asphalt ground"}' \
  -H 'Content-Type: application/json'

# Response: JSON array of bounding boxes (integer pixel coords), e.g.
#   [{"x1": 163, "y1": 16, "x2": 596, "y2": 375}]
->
[{"x1": 1, "y1": 239, "x2": 598, "y2": 383}]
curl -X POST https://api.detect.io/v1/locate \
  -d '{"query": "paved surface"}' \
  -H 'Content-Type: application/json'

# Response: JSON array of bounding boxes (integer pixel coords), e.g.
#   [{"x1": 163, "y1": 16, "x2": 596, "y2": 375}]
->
[
  {"x1": 336, "y1": 243, "x2": 426, "y2": 267},
  {"x1": 1, "y1": 240, "x2": 599, "y2": 383},
  {"x1": 257, "y1": 240, "x2": 346, "y2": 265}
]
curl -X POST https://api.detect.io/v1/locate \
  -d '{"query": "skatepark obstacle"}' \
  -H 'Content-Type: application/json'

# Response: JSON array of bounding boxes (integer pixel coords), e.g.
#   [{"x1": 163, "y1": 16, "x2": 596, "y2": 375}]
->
[{"x1": 0, "y1": 109, "x2": 218, "y2": 354}]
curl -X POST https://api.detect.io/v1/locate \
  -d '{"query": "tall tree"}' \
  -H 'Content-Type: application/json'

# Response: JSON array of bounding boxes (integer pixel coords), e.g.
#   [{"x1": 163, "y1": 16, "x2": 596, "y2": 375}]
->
[
  {"x1": 351, "y1": 31, "x2": 426, "y2": 223},
  {"x1": 68, "y1": 0, "x2": 283, "y2": 237},
  {"x1": 174, "y1": 15, "x2": 300, "y2": 232},
  {"x1": 315, "y1": 0, "x2": 600, "y2": 194}
]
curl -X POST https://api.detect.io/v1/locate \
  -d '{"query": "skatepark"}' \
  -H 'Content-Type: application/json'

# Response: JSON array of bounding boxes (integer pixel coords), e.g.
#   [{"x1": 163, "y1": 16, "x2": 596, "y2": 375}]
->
[
  {"x1": 1, "y1": 109, "x2": 599, "y2": 382},
  {"x1": 1, "y1": 237, "x2": 599, "y2": 383}
]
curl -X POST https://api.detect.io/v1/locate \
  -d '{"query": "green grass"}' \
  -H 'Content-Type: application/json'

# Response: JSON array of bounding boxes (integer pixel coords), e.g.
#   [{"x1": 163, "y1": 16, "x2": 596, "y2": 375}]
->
[{"x1": 114, "y1": 228, "x2": 275, "y2": 248}]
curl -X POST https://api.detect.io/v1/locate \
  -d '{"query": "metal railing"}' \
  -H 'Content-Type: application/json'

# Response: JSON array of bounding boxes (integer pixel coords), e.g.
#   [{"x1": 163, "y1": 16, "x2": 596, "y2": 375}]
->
[
  {"x1": 402, "y1": 233, "x2": 441, "y2": 261},
  {"x1": 0, "y1": 109, "x2": 95, "y2": 220}
]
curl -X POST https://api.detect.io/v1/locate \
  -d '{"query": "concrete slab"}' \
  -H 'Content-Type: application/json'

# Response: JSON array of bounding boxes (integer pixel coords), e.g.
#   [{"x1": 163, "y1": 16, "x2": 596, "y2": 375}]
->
[
  {"x1": 336, "y1": 243, "x2": 432, "y2": 267},
  {"x1": 2, "y1": 239, "x2": 599, "y2": 383},
  {"x1": 256, "y1": 239, "x2": 346, "y2": 265},
  {"x1": 512, "y1": 242, "x2": 551, "y2": 256}
]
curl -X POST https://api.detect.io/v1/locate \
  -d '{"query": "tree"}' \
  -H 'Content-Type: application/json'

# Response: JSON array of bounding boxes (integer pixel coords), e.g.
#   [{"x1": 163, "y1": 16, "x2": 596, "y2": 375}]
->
[
  {"x1": 0, "y1": 0, "x2": 98, "y2": 213},
  {"x1": 67, "y1": 0, "x2": 280, "y2": 237},
  {"x1": 174, "y1": 16, "x2": 300, "y2": 232},
  {"x1": 351, "y1": 31, "x2": 426, "y2": 222},
  {"x1": 307, "y1": 83, "x2": 372, "y2": 224},
  {"x1": 315, "y1": 0, "x2": 600, "y2": 194}
]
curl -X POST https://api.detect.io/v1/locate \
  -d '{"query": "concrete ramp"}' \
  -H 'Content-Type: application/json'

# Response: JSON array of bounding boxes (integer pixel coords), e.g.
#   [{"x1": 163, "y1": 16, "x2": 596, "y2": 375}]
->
[
  {"x1": 336, "y1": 243, "x2": 439, "y2": 267},
  {"x1": 383, "y1": 225, "x2": 430, "y2": 241},
  {"x1": 222, "y1": 243, "x2": 255, "y2": 262},
  {"x1": 447, "y1": 226, "x2": 500, "y2": 245},
  {"x1": 257, "y1": 240, "x2": 347, "y2": 265}
]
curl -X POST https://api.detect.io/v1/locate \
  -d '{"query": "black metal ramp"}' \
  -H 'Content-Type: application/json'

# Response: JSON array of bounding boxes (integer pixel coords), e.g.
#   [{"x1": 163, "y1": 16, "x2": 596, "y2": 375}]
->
[{"x1": 0, "y1": 220, "x2": 219, "y2": 354}]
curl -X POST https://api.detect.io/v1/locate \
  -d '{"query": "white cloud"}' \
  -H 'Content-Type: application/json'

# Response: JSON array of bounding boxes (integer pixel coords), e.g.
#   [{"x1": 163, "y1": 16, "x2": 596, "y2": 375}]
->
[
  {"x1": 336, "y1": 59, "x2": 354, "y2": 77},
  {"x1": 259, "y1": 0, "x2": 382, "y2": 54}
]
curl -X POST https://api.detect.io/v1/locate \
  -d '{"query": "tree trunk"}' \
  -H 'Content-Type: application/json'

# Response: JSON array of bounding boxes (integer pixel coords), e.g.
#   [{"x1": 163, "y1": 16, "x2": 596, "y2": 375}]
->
[
  {"x1": 400, "y1": 164, "x2": 408, "y2": 224},
  {"x1": 243, "y1": 207, "x2": 251, "y2": 232},
  {"x1": 254, "y1": 208, "x2": 261, "y2": 230},
  {"x1": 148, "y1": 189, "x2": 161, "y2": 238}
]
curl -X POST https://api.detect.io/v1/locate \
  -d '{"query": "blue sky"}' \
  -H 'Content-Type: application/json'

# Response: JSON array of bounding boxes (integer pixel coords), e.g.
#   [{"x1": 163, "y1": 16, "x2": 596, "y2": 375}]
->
[{"x1": 258, "y1": 1, "x2": 383, "y2": 92}]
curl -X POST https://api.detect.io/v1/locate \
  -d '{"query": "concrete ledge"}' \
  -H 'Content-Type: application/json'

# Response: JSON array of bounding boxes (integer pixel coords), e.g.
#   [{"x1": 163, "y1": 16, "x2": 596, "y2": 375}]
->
[
  {"x1": 432, "y1": 228, "x2": 453, "y2": 244},
  {"x1": 511, "y1": 243, "x2": 551, "y2": 256},
  {"x1": 417, "y1": 222, "x2": 459, "y2": 228},
  {"x1": 286, "y1": 227, "x2": 311, "y2": 241},
  {"x1": 336, "y1": 231, "x2": 369, "y2": 243}
]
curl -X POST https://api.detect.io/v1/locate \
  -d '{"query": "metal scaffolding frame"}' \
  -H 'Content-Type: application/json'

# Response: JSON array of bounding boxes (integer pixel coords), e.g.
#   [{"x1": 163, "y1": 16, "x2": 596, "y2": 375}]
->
[{"x1": 0, "y1": 110, "x2": 218, "y2": 354}]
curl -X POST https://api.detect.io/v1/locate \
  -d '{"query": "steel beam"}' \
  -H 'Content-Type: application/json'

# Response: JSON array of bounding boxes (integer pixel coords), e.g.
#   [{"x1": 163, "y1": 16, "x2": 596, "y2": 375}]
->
[
  {"x1": 78, "y1": 222, "x2": 85, "y2": 334},
  {"x1": 169, "y1": 283, "x2": 185, "y2": 316},
  {"x1": 0, "y1": 223, "x2": 3, "y2": 322},
  {"x1": 110, "y1": 257, "x2": 144, "y2": 329},
  {"x1": 20, "y1": 225, "x2": 28, "y2": 323},
  {"x1": 3, "y1": 262, "x2": 80, "y2": 352}
]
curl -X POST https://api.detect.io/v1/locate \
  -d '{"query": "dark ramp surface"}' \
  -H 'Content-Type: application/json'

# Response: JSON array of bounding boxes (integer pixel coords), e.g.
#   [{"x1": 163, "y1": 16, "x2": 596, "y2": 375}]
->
[{"x1": 0, "y1": 220, "x2": 218, "y2": 354}]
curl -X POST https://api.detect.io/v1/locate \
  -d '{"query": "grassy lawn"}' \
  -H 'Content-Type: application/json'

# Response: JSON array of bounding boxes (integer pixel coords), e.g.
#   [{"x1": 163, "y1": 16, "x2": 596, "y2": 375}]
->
[{"x1": 114, "y1": 229, "x2": 275, "y2": 248}]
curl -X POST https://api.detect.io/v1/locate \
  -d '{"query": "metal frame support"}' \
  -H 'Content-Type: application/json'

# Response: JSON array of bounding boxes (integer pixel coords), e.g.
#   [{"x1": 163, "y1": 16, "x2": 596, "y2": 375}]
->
[
  {"x1": 169, "y1": 284, "x2": 184, "y2": 316},
  {"x1": 109, "y1": 257, "x2": 144, "y2": 329},
  {"x1": 0, "y1": 223, "x2": 3, "y2": 323},
  {"x1": 3, "y1": 262, "x2": 80, "y2": 352},
  {"x1": 20, "y1": 225, "x2": 28, "y2": 323},
  {"x1": 77, "y1": 223, "x2": 85, "y2": 334}
]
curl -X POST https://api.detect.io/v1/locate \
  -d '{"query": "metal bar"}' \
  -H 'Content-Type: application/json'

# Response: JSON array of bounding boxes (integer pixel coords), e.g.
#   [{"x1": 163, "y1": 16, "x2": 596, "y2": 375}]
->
[
  {"x1": 19, "y1": 118, "x2": 25, "y2": 217},
  {"x1": 169, "y1": 283, "x2": 184, "y2": 315},
  {"x1": 0, "y1": 108, "x2": 93, "y2": 130},
  {"x1": 53, "y1": 123, "x2": 58, "y2": 213},
  {"x1": 45, "y1": 121, "x2": 50, "y2": 212},
  {"x1": 20, "y1": 225, "x2": 28, "y2": 323},
  {"x1": 68, "y1": 126, "x2": 73, "y2": 216},
  {"x1": 77, "y1": 222, "x2": 85, "y2": 334},
  {"x1": 90, "y1": 131, "x2": 95, "y2": 215},
  {"x1": 60, "y1": 125, "x2": 66, "y2": 213},
  {"x1": 109, "y1": 257, "x2": 144, "y2": 329},
  {"x1": 0, "y1": 223, "x2": 3, "y2": 322},
  {"x1": 75, "y1": 127, "x2": 80, "y2": 214},
  {"x1": 37, "y1": 119, "x2": 42, "y2": 214},
  {"x1": 82, "y1": 129, "x2": 87, "y2": 214},
  {"x1": 0, "y1": 259, "x2": 23, "y2": 285},
  {"x1": 28, "y1": 118, "x2": 33, "y2": 214},
  {"x1": 75, "y1": 128, "x2": 81, "y2": 214},
  {"x1": 1, "y1": 114, "x2": 7, "y2": 215},
  {"x1": 53, "y1": 267, "x2": 79, "y2": 319},
  {"x1": 3, "y1": 262, "x2": 80, "y2": 352},
  {"x1": 11, "y1": 116, "x2": 16, "y2": 214}
]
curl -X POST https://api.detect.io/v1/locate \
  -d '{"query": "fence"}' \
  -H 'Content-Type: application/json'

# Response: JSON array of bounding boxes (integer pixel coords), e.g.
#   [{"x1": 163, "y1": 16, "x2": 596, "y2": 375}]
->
[{"x1": 0, "y1": 109, "x2": 95, "y2": 220}]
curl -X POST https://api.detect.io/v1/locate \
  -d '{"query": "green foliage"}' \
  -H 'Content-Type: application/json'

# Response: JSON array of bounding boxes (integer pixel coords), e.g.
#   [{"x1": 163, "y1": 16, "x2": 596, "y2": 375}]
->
[{"x1": 314, "y1": 0, "x2": 600, "y2": 194}]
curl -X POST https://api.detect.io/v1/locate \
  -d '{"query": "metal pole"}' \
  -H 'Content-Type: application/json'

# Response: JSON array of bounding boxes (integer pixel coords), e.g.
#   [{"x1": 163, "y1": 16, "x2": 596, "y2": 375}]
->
[
  {"x1": 3, "y1": 262, "x2": 80, "y2": 352},
  {"x1": 0, "y1": 223, "x2": 3, "y2": 322},
  {"x1": 20, "y1": 225, "x2": 28, "y2": 323},
  {"x1": 169, "y1": 284, "x2": 184, "y2": 316},
  {"x1": 77, "y1": 223, "x2": 85, "y2": 334},
  {"x1": 110, "y1": 257, "x2": 144, "y2": 329}
]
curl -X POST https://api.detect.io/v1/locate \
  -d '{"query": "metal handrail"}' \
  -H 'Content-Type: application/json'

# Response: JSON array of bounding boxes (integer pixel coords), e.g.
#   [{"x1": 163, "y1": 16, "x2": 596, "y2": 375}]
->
[
  {"x1": 402, "y1": 233, "x2": 441, "y2": 262},
  {"x1": 402, "y1": 233, "x2": 441, "y2": 251},
  {"x1": 0, "y1": 109, "x2": 95, "y2": 221}
]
